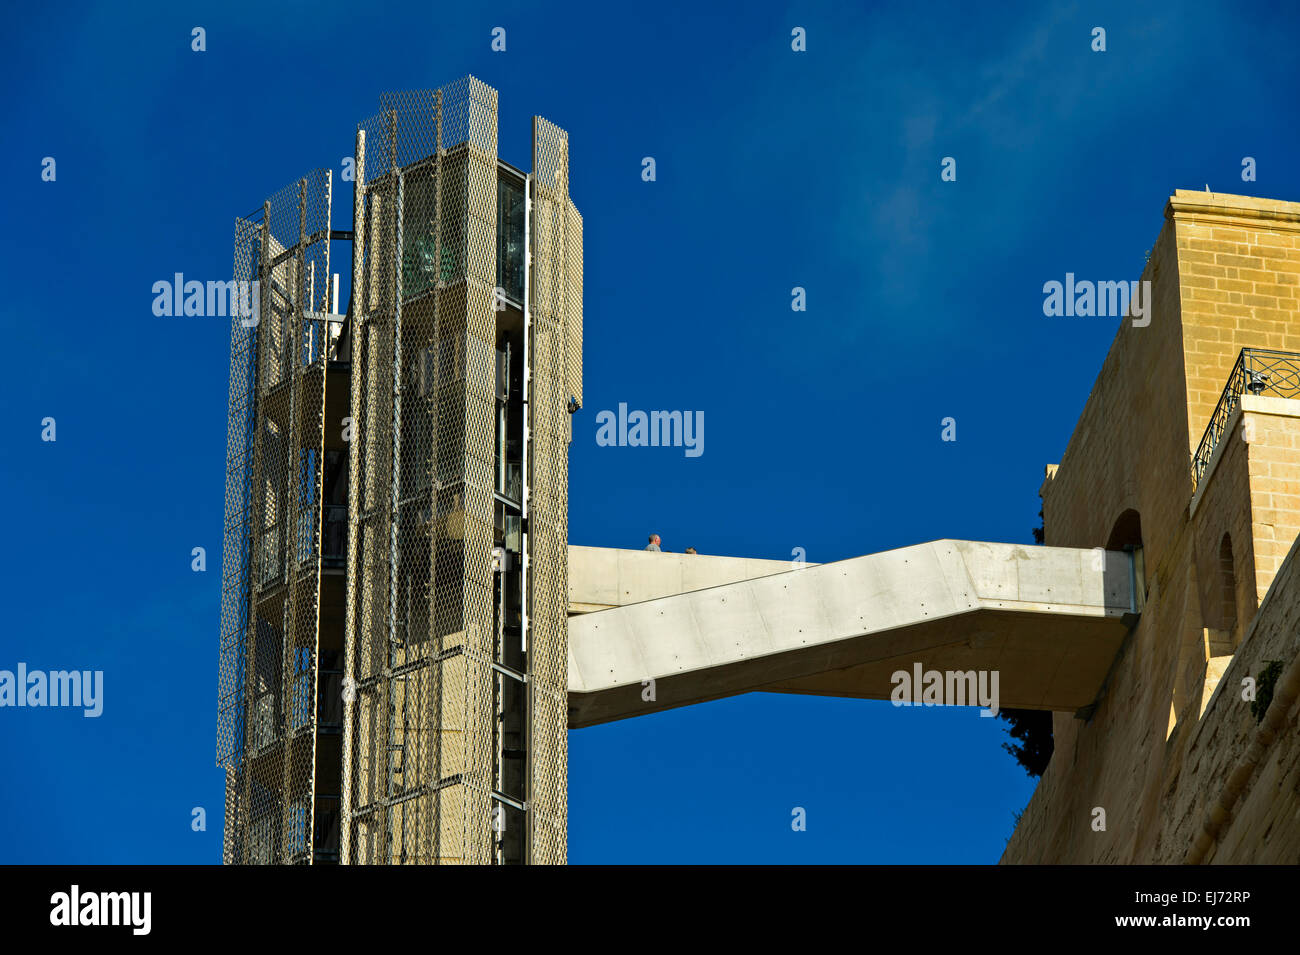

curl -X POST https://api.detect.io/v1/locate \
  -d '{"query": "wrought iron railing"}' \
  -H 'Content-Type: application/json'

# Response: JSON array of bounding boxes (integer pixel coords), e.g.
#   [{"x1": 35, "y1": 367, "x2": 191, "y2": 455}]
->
[{"x1": 1191, "y1": 348, "x2": 1300, "y2": 493}]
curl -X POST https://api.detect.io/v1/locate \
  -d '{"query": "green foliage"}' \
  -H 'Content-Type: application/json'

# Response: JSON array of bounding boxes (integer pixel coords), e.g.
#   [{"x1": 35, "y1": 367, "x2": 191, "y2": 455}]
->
[{"x1": 999, "y1": 709, "x2": 1053, "y2": 777}]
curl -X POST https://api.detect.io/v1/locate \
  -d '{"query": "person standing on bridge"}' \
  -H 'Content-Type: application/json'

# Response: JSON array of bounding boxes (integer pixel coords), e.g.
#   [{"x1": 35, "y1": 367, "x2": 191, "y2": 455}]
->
[{"x1": 645, "y1": 534, "x2": 661, "y2": 552}]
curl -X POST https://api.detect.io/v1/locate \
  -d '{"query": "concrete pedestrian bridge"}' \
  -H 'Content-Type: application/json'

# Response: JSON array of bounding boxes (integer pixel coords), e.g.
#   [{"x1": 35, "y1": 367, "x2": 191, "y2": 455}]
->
[{"x1": 565, "y1": 542, "x2": 1140, "y2": 728}]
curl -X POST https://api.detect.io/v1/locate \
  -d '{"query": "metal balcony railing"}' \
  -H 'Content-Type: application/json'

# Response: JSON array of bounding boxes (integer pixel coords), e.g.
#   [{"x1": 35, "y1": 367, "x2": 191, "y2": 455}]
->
[{"x1": 1191, "y1": 347, "x2": 1300, "y2": 493}]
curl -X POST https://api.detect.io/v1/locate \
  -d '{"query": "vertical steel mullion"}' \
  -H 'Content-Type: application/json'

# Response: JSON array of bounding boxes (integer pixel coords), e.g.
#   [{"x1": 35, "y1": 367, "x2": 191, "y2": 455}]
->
[
  {"x1": 237, "y1": 201, "x2": 272, "y2": 864},
  {"x1": 523, "y1": 118, "x2": 572, "y2": 866},
  {"x1": 278, "y1": 178, "x2": 308, "y2": 862},
  {"x1": 365, "y1": 185, "x2": 386, "y2": 861},
  {"x1": 520, "y1": 175, "x2": 531, "y2": 658},
  {"x1": 521, "y1": 162, "x2": 534, "y2": 866},
  {"x1": 425, "y1": 90, "x2": 444, "y2": 866},
  {"x1": 220, "y1": 218, "x2": 257, "y2": 863},
  {"x1": 303, "y1": 171, "x2": 332, "y2": 864},
  {"x1": 340, "y1": 128, "x2": 367, "y2": 866},
  {"x1": 383, "y1": 109, "x2": 403, "y2": 860},
  {"x1": 486, "y1": 102, "x2": 512, "y2": 865}
]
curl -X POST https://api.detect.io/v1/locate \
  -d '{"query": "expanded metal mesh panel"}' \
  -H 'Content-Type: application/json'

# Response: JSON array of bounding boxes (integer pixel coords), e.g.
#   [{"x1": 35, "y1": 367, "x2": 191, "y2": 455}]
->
[
  {"x1": 345, "y1": 109, "x2": 404, "y2": 862},
  {"x1": 284, "y1": 79, "x2": 581, "y2": 866},
  {"x1": 527, "y1": 115, "x2": 573, "y2": 865},
  {"x1": 564, "y1": 199, "x2": 584, "y2": 409},
  {"x1": 342, "y1": 79, "x2": 502, "y2": 865},
  {"x1": 218, "y1": 215, "x2": 261, "y2": 776},
  {"x1": 219, "y1": 171, "x2": 333, "y2": 864},
  {"x1": 427, "y1": 76, "x2": 497, "y2": 157}
]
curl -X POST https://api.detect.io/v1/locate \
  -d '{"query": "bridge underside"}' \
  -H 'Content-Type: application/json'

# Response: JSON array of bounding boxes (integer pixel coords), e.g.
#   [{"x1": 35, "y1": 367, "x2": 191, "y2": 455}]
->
[{"x1": 565, "y1": 541, "x2": 1138, "y2": 728}]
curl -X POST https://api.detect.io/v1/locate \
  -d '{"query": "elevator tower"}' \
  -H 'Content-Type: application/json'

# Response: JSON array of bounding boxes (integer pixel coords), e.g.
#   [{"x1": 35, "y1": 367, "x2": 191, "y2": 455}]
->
[{"x1": 217, "y1": 76, "x2": 581, "y2": 864}]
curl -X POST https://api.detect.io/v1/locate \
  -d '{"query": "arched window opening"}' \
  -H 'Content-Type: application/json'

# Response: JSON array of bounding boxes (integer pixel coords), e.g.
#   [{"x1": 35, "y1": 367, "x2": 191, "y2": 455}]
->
[
  {"x1": 1105, "y1": 509, "x2": 1145, "y2": 609},
  {"x1": 1105, "y1": 509, "x2": 1143, "y2": 552},
  {"x1": 1216, "y1": 534, "x2": 1240, "y2": 652}
]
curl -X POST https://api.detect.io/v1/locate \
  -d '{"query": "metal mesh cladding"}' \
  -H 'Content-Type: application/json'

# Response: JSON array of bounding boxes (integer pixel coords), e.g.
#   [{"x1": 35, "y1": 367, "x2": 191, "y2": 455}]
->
[
  {"x1": 528, "y1": 116, "x2": 573, "y2": 864},
  {"x1": 223, "y1": 78, "x2": 583, "y2": 865},
  {"x1": 218, "y1": 170, "x2": 333, "y2": 863},
  {"x1": 564, "y1": 199, "x2": 584, "y2": 411},
  {"x1": 342, "y1": 79, "x2": 502, "y2": 864}
]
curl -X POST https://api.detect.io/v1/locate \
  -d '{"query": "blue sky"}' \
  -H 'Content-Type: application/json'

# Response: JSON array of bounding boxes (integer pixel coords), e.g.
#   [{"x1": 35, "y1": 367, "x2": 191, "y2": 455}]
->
[{"x1": 2, "y1": 0, "x2": 1299, "y2": 863}]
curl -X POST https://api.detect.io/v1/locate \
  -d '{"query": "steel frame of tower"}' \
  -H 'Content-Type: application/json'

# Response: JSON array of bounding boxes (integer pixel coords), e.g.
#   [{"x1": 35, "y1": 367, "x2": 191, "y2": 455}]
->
[
  {"x1": 219, "y1": 76, "x2": 579, "y2": 864},
  {"x1": 219, "y1": 172, "x2": 336, "y2": 864},
  {"x1": 527, "y1": 115, "x2": 579, "y2": 863}
]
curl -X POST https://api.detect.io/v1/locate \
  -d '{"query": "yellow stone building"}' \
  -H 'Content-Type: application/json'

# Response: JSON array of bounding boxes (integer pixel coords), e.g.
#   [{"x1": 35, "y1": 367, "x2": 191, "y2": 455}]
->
[{"x1": 1003, "y1": 190, "x2": 1300, "y2": 863}]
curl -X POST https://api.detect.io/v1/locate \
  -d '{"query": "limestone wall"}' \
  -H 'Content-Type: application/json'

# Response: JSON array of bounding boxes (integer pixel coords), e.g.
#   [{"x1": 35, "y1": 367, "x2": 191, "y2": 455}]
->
[
  {"x1": 1163, "y1": 531, "x2": 1300, "y2": 863},
  {"x1": 1003, "y1": 192, "x2": 1300, "y2": 863}
]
